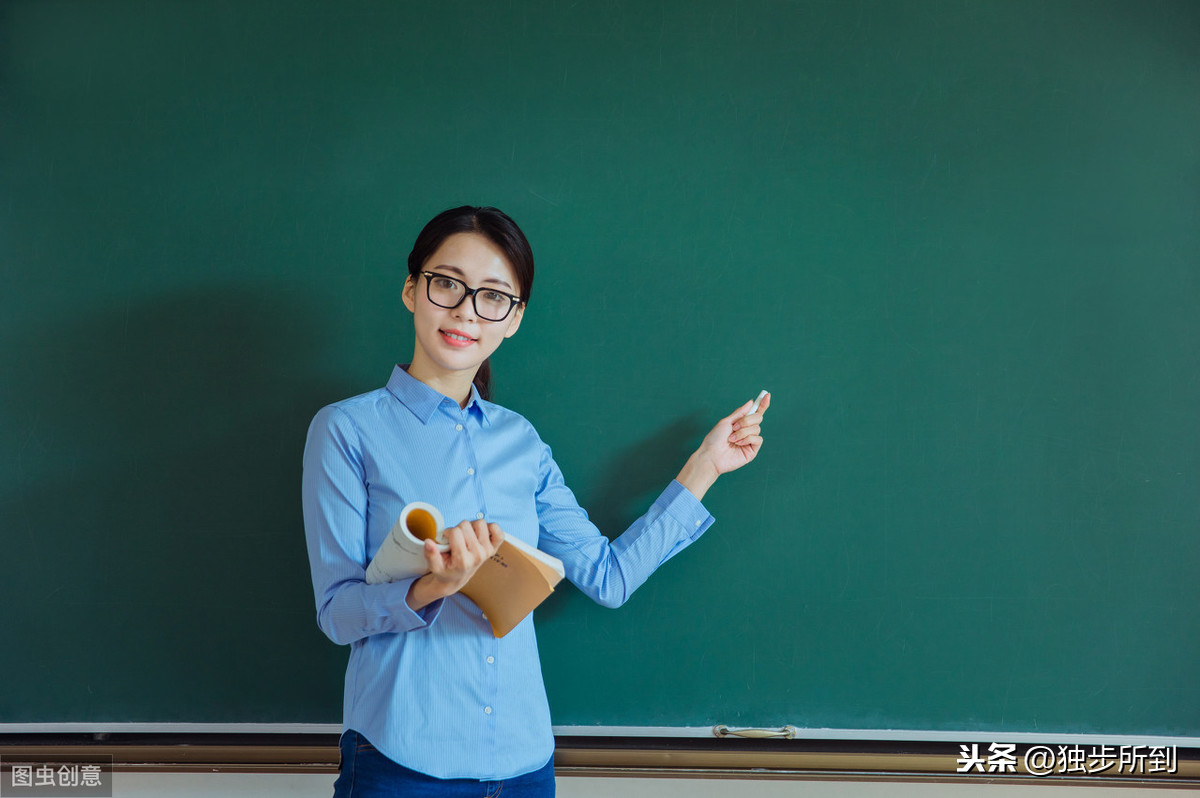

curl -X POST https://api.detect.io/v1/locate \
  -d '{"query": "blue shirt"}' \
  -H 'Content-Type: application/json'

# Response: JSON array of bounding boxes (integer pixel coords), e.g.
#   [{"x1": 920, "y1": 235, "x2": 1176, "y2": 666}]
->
[{"x1": 302, "y1": 365, "x2": 715, "y2": 780}]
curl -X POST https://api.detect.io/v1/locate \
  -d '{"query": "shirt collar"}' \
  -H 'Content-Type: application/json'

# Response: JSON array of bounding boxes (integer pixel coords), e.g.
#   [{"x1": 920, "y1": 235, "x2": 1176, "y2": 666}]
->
[{"x1": 386, "y1": 364, "x2": 492, "y2": 426}]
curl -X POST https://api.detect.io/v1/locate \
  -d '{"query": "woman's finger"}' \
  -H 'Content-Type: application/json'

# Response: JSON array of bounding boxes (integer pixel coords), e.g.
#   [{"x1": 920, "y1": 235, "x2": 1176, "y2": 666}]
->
[
  {"x1": 729, "y1": 426, "x2": 760, "y2": 443},
  {"x1": 444, "y1": 524, "x2": 469, "y2": 566},
  {"x1": 732, "y1": 394, "x2": 771, "y2": 428},
  {"x1": 457, "y1": 520, "x2": 486, "y2": 562},
  {"x1": 487, "y1": 523, "x2": 505, "y2": 554},
  {"x1": 476, "y1": 520, "x2": 499, "y2": 558},
  {"x1": 737, "y1": 435, "x2": 764, "y2": 454},
  {"x1": 727, "y1": 393, "x2": 771, "y2": 430},
  {"x1": 731, "y1": 417, "x2": 762, "y2": 436},
  {"x1": 429, "y1": 528, "x2": 462, "y2": 576},
  {"x1": 720, "y1": 400, "x2": 755, "y2": 425},
  {"x1": 423, "y1": 538, "x2": 444, "y2": 574}
]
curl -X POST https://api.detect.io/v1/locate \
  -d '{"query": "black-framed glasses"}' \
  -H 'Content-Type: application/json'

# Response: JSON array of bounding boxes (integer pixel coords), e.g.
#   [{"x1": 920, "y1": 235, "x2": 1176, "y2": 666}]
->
[{"x1": 421, "y1": 271, "x2": 523, "y2": 322}]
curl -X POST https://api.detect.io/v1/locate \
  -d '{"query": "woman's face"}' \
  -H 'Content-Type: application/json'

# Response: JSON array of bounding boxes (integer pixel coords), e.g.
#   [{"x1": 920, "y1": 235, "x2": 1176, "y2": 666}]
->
[{"x1": 402, "y1": 232, "x2": 524, "y2": 384}]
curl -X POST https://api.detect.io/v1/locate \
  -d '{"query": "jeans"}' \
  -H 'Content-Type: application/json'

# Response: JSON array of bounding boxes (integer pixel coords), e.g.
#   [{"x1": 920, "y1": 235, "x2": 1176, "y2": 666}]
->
[{"x1": 333, "y1": 730, "x2": 556, "y2": 797}]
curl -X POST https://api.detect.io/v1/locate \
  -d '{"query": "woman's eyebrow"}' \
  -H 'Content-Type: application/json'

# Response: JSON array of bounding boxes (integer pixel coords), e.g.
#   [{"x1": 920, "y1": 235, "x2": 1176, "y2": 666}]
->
[{"x1": 432, "y1": 264, "x2": 514, "y2": 290}]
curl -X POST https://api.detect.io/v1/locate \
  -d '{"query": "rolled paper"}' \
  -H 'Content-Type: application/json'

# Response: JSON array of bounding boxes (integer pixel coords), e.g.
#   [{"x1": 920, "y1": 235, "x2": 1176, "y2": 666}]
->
[{"x1": 365, "y1": 501, "x2": 448, "y2": 584}]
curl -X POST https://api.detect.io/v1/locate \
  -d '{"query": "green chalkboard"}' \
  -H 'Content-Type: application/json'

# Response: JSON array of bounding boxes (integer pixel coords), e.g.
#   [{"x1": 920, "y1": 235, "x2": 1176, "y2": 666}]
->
[{"x1": 3, "y1": 0, "x2": 1198, "y2": 738}]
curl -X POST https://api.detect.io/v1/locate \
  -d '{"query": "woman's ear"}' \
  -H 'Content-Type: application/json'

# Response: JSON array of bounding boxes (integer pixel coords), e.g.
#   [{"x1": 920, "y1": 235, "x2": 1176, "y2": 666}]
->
[
  {"x1": 401, "y1": 275, "x2": 417, "y2": 313},
  {"x1": 503, "y1": 303, "x2": 525, "y2": 339}
]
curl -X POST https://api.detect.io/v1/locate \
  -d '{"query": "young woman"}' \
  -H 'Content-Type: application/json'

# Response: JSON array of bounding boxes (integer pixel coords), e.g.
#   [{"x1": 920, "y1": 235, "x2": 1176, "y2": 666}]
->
[{"x1": 302, "y1": 206, "x2": 770, "y2": 797}]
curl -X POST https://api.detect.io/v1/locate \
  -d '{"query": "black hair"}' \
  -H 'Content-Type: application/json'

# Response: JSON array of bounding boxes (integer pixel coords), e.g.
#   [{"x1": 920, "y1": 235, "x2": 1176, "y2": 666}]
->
[{"x1": 407, "y1": 206, "x2": 534, "y2": 401}]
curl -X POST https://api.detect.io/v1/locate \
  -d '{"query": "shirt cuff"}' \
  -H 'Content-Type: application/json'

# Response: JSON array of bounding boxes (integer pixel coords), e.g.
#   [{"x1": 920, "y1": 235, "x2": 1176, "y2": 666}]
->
[
  {"x1": 661, "y1": 479, "x2": 716, "y2": 538},
  {"x1": 379, "y1": 577, "x2": 444, "y2": 631}
]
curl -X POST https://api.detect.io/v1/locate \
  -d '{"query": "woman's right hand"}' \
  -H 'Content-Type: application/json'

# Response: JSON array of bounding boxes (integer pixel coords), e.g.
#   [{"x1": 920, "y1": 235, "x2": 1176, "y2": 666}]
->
[{"x1": 406, "y1": 520, "x2": 504, "y2": 611}]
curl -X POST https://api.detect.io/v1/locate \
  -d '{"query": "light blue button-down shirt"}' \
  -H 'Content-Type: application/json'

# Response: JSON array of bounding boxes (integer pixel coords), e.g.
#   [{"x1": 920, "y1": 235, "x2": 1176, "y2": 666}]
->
[{"x1": 302, "y1": 365, "x2": 715, "y2": 780}]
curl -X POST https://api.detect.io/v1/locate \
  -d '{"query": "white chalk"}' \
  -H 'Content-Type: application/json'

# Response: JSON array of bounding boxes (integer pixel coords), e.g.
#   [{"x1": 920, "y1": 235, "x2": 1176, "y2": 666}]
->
[{"x1": 748, "y1": 389, "x2": 768, "y2": 415}]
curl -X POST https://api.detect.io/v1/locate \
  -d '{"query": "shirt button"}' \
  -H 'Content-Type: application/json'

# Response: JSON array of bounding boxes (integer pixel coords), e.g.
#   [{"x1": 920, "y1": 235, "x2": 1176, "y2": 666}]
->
[
  {"x1": 455, "y1": 424, "x2": 463, "y2": 431},
  {"x1": 467, "y1": 468, "x2": 475, "y2": 475},
  {"x1": 486, "y1": 656, "x2": 495, "y2": 664},
  {"x1": 484, "y1": 706, "x2": 493, "y2": 715},
  {"x1": 695, "y1": 520, "x2": 703, "y2": 527},
  {"x1": 476, "y1": 512, "x2": 484, "y2": 520}
]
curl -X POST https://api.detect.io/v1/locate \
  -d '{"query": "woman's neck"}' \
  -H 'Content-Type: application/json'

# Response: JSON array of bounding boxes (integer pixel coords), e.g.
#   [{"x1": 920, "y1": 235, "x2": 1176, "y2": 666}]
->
[{"x1": 405, "y1": 355, "x2": 475, "y2": 409}]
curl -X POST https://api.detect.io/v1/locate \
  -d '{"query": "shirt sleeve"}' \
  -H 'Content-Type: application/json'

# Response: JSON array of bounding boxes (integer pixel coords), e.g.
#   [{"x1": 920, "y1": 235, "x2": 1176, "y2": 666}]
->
[
  {"x1": 302, "y1": 405, "x2": 443, "y2": 645},
  {"x1": 533, "y1": 440, "x2": 715, "y2": 608}
]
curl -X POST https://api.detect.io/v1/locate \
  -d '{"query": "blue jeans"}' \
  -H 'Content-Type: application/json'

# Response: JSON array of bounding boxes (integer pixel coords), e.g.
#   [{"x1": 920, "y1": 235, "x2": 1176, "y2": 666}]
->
[{"x1": 333, "y1": 730, "x2": 555, "y2": 797}]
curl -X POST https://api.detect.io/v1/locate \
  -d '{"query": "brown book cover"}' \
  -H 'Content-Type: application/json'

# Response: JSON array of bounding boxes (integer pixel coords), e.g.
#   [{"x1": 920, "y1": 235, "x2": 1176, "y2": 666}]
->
[
  {"x1": 365, "y1": 501, "x2": 565, "y2": 637},
  {"x1": 460, "y1": 535, "x2": 565, "y2": 637}
]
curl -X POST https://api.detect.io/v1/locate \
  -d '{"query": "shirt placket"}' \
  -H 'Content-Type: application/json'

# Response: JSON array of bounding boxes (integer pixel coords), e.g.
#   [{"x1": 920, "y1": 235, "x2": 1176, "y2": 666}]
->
[{"x1": 457, "y1": 408, "x2": 501, "y2": 765}]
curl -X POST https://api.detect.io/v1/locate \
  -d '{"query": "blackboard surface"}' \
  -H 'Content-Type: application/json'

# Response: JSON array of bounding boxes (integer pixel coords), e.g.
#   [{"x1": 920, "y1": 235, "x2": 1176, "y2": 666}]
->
[{"x1": 3, "y1": 0, "x2": 1197, "y2": 738}]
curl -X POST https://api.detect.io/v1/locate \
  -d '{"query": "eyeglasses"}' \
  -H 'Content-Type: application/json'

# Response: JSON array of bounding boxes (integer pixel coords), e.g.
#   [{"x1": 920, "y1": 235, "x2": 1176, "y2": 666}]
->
[{"x1": 420, "y1": 271, "x2": 523, "y2": 322}]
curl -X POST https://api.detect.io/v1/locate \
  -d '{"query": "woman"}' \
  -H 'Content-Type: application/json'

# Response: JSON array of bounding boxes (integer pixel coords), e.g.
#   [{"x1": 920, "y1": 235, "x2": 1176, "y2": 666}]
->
[{"x1": 302, "y1": 206, "x2": 770, "y2": 797}]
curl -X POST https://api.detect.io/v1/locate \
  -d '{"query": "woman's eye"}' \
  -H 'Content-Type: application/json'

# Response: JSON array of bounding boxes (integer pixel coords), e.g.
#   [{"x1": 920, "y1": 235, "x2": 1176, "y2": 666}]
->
[
  {"x1": 481, "y1": 290, "x2": 507, "y2": 304},
  {"x1": 433, "y1": 277, "x2": 458, "y2": 290}
]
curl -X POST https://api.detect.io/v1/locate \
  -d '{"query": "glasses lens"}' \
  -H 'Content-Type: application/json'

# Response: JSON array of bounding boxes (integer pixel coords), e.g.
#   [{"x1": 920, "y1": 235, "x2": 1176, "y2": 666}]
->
[
  {"x1": 474, "y1": 289, "x2": 513, "y2": 321},
  {"x1": 427, "y1": 275, "x2": 465, "y2": 307}
]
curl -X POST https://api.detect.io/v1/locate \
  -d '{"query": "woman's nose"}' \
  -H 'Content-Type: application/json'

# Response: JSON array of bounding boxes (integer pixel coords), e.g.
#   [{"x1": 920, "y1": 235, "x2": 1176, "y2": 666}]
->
[{"x1": 452, "y1": 294, "x2": 478, "y2": 322}]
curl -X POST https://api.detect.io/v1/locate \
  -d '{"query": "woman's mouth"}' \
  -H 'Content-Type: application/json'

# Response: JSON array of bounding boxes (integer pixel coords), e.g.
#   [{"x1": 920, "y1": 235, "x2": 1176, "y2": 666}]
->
[{"x1": 439, "y1": 329, "x2": 477, "y2": 348}]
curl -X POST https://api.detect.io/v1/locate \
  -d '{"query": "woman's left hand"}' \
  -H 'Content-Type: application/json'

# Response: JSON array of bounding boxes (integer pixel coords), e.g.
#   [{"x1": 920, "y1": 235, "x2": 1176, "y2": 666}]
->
[
  {"x1": 676, "y1": 393, "x2": 771, "y2": 500},
  {"x1": 701, "y1": 392, "x2": 771, "y2": 474}
]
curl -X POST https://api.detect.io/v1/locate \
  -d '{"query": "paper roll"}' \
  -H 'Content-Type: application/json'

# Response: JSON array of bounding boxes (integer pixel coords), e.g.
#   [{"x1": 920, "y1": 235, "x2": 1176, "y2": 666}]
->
[
  {"x1": 364, "y1": 501, "x2": 448, "y2": 584},
  {"x1": 399, "y1": 501, "x2": 447, "y2": 545}
]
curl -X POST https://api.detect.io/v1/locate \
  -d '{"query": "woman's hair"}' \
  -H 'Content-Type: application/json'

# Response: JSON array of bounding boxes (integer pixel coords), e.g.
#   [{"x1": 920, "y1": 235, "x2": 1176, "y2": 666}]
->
[{"x1": 407, "y1": 206, "x2": 534, "y2": 401}]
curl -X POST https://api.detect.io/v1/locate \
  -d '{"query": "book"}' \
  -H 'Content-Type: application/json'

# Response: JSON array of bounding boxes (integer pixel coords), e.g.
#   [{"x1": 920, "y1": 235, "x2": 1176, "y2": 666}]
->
[{"x1": 364, "y1": 501, "x2": 565, "y2": 638}]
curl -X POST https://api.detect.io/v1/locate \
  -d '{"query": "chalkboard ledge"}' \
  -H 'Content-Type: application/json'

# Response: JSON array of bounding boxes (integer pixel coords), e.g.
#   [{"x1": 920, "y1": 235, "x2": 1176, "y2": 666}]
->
[{"x1": 0, "y1": 734, "x2": 1196, "y2": 786}]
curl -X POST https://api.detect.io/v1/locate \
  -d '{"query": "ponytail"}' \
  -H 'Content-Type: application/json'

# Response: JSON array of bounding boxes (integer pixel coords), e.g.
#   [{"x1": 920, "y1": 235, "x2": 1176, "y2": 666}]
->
[{"x1": 473, "y1": 358, "x2": 491, "y2": 402}]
